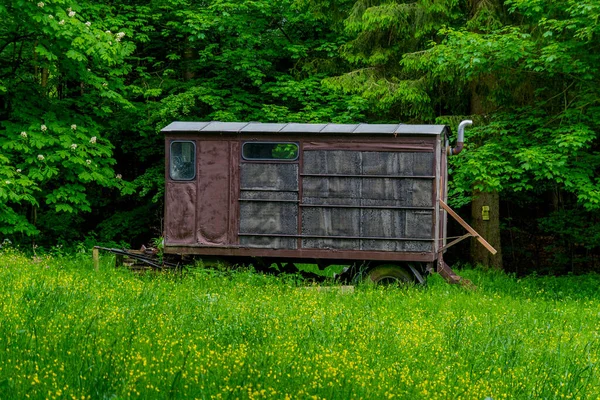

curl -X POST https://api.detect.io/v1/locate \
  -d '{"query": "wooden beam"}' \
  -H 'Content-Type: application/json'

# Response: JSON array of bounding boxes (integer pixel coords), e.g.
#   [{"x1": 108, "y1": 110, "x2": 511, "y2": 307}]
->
[
  {"x1": 92, "y1": 247, "x2": 99, "y2": 270},
  {"x1": 439, "y1": 200, "x2": 497, "y2": 255},
  {"x1": 439, "y1": 232, "x2": 474, "y2": 252}
]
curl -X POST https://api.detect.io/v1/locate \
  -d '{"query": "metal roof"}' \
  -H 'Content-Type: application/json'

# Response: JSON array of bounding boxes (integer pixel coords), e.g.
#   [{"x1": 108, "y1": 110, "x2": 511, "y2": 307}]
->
[{"x1": 161, "y1": 121, "x2": 448, "y2": 135}]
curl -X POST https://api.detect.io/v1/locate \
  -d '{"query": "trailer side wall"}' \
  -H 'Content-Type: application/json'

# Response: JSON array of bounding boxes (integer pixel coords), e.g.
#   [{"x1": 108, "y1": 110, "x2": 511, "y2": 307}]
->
[{"x1": 164, "y1": 132, "x2": 444, "y2": 263}]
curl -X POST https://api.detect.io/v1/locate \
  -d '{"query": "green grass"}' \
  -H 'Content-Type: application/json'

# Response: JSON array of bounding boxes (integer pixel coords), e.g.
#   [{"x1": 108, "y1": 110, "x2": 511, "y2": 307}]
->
[{"x1": 0, "y1": 250, "x2": 599, "y2": 399}]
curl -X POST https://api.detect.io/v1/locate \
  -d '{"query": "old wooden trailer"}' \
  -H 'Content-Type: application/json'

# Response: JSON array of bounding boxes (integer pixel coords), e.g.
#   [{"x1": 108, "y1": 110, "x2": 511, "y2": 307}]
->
[{"x1": 151, "y1": 120, "x2": 497, "y2": 284}]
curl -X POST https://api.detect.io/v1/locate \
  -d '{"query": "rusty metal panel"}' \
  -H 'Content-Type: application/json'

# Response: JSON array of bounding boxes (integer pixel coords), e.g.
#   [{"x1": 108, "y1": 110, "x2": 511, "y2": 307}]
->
[
  {"x1": 304, "y1": 150, "x2": 433, "y2": 175},
  {"x1": 166, "y1": 182, "x2": 196, "y2": 244},
  {"x1": 240, "y1": 236, "x2": 298, "y2": 249},
  {"x1": 303, "y1": 150, "x2": 362, "y2": 175},
  {"x1": 438, "y1": 137, "x2": 447, "y2": 253},
  {"x1": 239, "y1": 161, "x2": 299, "y2": 249},
  {"x1": 362, "y1": 152, "x2": 433, "y2": 176},
  {"x1": 359, "y1": 209, "x2": 405, "y2": 238},
  {"x1": 361, "y1": 178, "x2": 431, "y2": 207},
  {"x1": 299, "y1": 149, "x2": 436, "y2": 252},
  {"x1": 303, "y1": 177, "x2": 361, "y2": 206},
  {"x1": 303, "y1": 141, "x2": 435, "y2": 152},
  {"x1": 302, "y1": 177, "x2": 433, "y2": 208},
  {"x1": 302, "y1": 238, "x2": 360, "y2": 250},
  {"x1": 229, "y1": 141, "x2": 241, "y2": 245},
  {"x1": 360, "y1": 240, "x2": 432, "y2": 252},
  {"x1": 197, "y1": 141, "x2": 230, "y2": 245},
  {"x1": 239, "y1": 200, "x2": 298, "y2": 249},
  {"x1": 240, "y1": 163, "x2": 298, "y2": 191},
  {"x1": 239, "y1": 202, "x2": 298, "y2": 234},
  {"x1": 302, "y1": 207, "x2": 360, "y2": 237},
  {"x1": 411, "y1": 180, "x2": 434, "y2": 207},
  {"x1": 405, "y1": 210, "x2": 434, "y2": 238},
  {"x1": 402, "y1": 241, "x2": 433, "y2": 252},
  {"x1": 413, "y1": 152, "x2": 435, "y2": 176},
  {"x1": 240, "y1": 191, "x2": 298, "y2": 201}
]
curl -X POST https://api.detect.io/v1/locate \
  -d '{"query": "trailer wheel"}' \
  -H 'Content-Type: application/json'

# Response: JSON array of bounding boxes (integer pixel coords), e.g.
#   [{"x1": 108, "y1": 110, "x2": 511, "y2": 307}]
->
[{"x1": 364, "y1": 264, "x2": 416, "y2": 285}]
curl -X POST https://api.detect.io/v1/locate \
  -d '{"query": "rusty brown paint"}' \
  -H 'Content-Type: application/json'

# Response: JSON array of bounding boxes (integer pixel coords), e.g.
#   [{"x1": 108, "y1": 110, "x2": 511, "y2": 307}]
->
[
  {"x1": 196, "y1": 141, "x2": 230, "y2": 245},
  {"x1": 165, "y1": 182, "x2": 196, "y2": 244},
  {"x1": 229, "y1": 140, "x2": 240, "y2": 244}
]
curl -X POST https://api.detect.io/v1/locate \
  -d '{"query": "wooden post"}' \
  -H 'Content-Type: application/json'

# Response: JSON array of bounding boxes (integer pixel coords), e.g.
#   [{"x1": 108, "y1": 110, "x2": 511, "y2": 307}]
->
[{"x1": 92, "y1": 247, "x2": 99, "y2": 270}]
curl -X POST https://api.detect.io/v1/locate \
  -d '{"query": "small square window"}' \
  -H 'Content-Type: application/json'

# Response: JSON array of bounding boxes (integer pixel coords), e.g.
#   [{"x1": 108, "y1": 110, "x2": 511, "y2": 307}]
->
[{"x1": 170, "y1": 141, "x2": 196, "y2": 180}]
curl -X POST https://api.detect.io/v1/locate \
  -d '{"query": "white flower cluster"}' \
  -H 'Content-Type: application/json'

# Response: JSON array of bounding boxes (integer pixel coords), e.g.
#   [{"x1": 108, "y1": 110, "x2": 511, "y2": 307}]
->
[
  {"x1": 37, "y1": 155, "x2": 45, "y2": 161},
  {"x1": 90, "y1": 136, "x2": 97, "y2": 144},
  {"x1": 85, "y1": 21, "x2": 91, "y2": 27},
  {"x1": 37, "y1": 2, "x2": 44, "y2": 7},
  {"x1": 48, "y1": 15, "x2": 53, "y2": 19},
  {"x1": 59, "y1": 19, "x2": 65, "y2": 25},
  {"x1": 115, "y1": 32, "x2": 125, "y2": 42},
  {"x1": 41, "y1": 124, "x2": 47, "y2": 132},
  {"x1": 70, "y1": 144, "x2": 77, "y2": 150},
  {"x1": 69, "y1": 11, "x2": 76, "y2": 17},
  {"x1": 71, "y1": 124, "x2": 77, "y2": 130},
  {"x1": 16, "y1": 169, "x2": 22, "y2": 173},
  {"x1": 20, "y1": 131, "x2": 27, "y2": 138},
  {"x1": 116, "y1": 174, "x2": 122, "y2": 180},
  {"x1": 86, "y1": 159, "x2": 92, "y2": 165}
]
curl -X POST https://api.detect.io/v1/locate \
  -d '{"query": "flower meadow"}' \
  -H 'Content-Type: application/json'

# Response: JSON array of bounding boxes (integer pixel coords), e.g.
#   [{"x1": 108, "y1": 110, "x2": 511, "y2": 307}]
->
[{"x1": 0, "y1": 251, "x2": 599, "y2": 399}]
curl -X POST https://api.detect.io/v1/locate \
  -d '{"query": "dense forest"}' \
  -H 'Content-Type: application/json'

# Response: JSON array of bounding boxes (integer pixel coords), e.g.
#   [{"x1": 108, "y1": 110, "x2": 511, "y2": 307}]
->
[{"x1": 1, "y1": 0, "x2": 599, "y2": 274}]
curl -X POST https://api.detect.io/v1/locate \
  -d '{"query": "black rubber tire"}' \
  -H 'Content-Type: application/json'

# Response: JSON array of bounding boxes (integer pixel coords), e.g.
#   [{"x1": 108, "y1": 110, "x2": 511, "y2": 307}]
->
[{"x1": 364, "y1": 264, "x2": 416, "y2": 285}]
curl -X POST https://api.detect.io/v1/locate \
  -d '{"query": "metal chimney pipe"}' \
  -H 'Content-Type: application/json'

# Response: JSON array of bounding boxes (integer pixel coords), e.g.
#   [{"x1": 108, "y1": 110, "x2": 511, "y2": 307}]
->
[{"x1": 449, "y1": 120, "x2": 473, "y2": 155}]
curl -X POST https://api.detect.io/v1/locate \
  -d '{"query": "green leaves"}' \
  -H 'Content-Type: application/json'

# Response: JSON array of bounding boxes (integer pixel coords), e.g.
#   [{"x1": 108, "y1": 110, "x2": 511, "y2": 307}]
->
[
  {"x1": 449, "y1": 111, "x2": 600, "y2": 211},
  {"x1": 0, "y1": 0, "x2": 135, "y2": 236}
]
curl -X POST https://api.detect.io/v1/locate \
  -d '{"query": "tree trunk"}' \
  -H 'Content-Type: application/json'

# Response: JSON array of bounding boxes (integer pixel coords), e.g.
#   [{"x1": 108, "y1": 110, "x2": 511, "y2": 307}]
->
[
  {"x1": 469, "y1": 75, "x2": 503, "y2": 268},
  {"x1": 471, "y1": 189, "x2": 503, "y2": 269}
]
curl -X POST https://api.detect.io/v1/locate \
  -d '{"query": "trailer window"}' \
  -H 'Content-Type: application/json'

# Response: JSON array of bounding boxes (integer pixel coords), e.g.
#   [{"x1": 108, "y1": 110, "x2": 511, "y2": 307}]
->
[
  {"x1": 242, "y1": 142, "x2": 299, "y2": 161},
  {"x1": 170, "y1": 141, "x2": 196, "y2": 180}
]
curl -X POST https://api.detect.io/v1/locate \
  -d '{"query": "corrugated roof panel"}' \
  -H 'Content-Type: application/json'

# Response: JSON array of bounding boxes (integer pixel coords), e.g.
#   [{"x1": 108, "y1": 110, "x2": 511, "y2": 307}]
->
[
  {"x1": 240, "y1": 123, "x2": 288, "y2": 132},
  {"x1": 280, "y1": 123, "x2": 328, "y2": 133},
  {"x1": 395, "y1": 125, "x2": 446, "y2": 135},
  {"x1": 161, "y1": 121, "x2": 210, "y2": 132},
  {"x1": 203, "y1": 122, "x2": 249, "y2": 132},
  {"x1": 319, "y1": 124, "x2": 361, "y2": 133},
  {"x1": 353, "y1": 124, "x2": 399, "y2": 134}
]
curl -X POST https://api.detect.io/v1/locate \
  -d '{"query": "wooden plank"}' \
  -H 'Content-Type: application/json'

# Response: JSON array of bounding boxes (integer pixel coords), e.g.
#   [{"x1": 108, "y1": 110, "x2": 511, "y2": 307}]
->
[
  {"x1": 92, "y1": 247, "x2": 99, "y2": 270},
  {"x1": 439, "y1": 200, "x2": 497, "y2": 255},
  {"x1": 439, "y1": 232, "x2": 473, "y2": 252}
]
